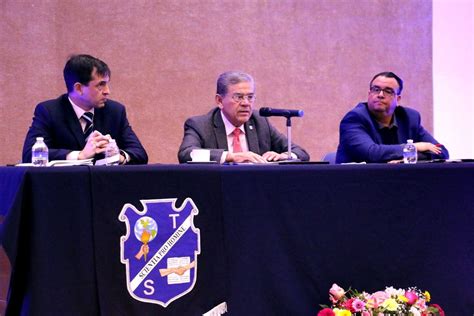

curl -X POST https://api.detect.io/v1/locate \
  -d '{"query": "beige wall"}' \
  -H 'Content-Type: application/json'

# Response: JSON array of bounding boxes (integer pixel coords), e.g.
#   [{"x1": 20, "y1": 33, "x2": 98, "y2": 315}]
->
[{"x1": 0, "y1": 0, "x2": 432, "y2": 164}]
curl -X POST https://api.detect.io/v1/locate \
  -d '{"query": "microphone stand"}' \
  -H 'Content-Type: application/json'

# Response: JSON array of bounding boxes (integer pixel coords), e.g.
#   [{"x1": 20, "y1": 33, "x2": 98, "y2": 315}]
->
[{"x1": 286, "y1": 117, "x2": 294, "y2": 160}]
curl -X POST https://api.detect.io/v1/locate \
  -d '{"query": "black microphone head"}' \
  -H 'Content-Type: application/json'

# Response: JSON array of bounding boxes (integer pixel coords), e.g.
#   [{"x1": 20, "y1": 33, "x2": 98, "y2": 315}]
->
[
  {"x1": 259, "y1": 107, "x2": 272, "y2": 116},
  {"x1": 295, "y1": 109, "x2": 304, "y2": 117},
  {"x1": 259, "y1": 107, "x2": 304, "y2": 118}
]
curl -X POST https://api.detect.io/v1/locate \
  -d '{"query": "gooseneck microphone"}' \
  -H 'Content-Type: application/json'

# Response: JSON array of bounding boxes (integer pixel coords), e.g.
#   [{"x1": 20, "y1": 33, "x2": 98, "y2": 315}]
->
[{"x1": 259, "y1": 107, "x2": 304, "y2": 118}]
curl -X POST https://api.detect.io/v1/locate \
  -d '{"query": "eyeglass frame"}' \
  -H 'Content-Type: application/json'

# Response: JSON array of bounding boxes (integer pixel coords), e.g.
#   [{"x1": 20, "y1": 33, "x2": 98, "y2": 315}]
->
[
  {"x1": 369, "y1": 85, "x2": 399, "y2": 97},
  {"x1": 219, "y1": 93, "x2": 257, "y2": 103}
]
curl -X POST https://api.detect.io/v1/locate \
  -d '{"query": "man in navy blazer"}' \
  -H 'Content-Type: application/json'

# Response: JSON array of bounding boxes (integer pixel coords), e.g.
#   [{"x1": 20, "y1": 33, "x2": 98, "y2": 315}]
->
[
  {"x1": 178, "y1": 71, "x2": 309, "y2": 163},
  {"x1": 22, "y1": 54, "x2": 148, "y2": 164},
  {"x1": 336, "y1": 72, "x2": 448, "y2": 163}
]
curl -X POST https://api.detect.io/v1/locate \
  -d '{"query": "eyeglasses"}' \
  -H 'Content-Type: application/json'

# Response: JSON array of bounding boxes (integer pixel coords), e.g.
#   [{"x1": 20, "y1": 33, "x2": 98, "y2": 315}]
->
[
  {"x1": 230, "y1": 93, "x2": 256, "y2": 103},
  {"x1": 370, "y1": 86, "x2": 398, "y2": 97}
]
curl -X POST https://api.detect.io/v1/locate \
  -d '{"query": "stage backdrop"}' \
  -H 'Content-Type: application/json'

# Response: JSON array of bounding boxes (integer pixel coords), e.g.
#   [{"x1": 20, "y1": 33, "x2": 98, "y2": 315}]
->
[{"x1": 0, "y1": 0, "x2": 432, "y2": 164}]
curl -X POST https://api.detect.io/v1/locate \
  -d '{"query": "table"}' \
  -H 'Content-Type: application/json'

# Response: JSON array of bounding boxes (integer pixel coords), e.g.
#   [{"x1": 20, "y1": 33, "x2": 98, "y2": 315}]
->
[
  {"x1": 1, "y1": 163, "x2": 473, "y2": 315},
  {"x1": 0, "y1": 165, "x2": 228, "y2": 315}
]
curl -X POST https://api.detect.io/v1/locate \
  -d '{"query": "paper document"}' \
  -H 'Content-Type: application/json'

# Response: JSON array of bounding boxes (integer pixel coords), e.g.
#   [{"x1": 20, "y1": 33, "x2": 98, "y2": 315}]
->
[{"x1": 16, "y1": 159, "x2": 94, "y2": 167}]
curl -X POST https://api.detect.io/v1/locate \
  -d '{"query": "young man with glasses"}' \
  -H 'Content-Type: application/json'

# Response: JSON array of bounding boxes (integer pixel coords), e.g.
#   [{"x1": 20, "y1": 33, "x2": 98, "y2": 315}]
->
[
  {"x1": 178, "y1": 71, "x2": 309, "y2": 163},
  {"x1": 336, "y1": 71, "x2": 449, "y2": 163}
]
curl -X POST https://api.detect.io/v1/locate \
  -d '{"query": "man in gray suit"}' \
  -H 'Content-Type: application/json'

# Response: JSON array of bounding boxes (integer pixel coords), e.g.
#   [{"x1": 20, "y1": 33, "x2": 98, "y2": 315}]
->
[{"x1": 178, "y1": 71, "x2": 309, "y2": 163}]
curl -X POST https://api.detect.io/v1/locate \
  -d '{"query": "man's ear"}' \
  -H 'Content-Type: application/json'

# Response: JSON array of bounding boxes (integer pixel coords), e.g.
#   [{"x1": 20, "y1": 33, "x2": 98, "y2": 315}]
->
[
  {"x1": 73, "y1": 82, "x2": 83, "y2": 95},
  {"x1": 215, "y1": 94, "x2": 223, "y2": 109},
  {"x1": 396, "y1": 94, "x2": 402, "y2": 103}
]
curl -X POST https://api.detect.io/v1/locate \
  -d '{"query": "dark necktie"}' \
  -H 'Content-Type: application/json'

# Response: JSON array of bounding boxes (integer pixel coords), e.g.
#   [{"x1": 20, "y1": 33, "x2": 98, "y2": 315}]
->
[
  {"x1": 82, "y1": 112, "x2": 94, "y2": 140},
  {"x1": 232, "y1": 128, "x2": 243, "y2": 153}
]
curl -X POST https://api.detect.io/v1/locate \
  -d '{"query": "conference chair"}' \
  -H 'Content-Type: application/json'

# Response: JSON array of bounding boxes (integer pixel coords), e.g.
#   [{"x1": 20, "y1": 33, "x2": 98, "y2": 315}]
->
[{"x1": 322, "y1": 152, "x2": 336, "y2": 164}]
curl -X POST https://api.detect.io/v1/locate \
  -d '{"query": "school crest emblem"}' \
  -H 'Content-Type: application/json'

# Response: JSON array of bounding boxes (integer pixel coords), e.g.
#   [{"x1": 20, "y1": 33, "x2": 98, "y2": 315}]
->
[{"x1": 119, "y1": 198, "x2": 200, "y2": 307}]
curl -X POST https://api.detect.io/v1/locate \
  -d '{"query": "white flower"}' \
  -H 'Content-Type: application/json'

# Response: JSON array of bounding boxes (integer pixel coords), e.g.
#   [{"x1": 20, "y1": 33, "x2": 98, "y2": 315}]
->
[
  {"x1": 409, "y1": 306, "x2": 421, "y2": 316},
  {"x1": 385, "y1": 286, "x2": 404, "y2": 297}
]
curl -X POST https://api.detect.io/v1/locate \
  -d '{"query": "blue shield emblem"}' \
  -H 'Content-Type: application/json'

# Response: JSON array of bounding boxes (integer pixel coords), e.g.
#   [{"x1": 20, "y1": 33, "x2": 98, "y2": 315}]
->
[{"x1": 119, "y1": 198, "x2": 200, "y2": 307}]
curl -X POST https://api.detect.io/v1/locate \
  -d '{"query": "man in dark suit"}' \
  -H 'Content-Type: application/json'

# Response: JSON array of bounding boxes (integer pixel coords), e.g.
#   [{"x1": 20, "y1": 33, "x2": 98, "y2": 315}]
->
[
  {"x1": 22, "y1": 54, "x2": 148, "y2": 164},
  {"x1": 178, "y1": 71, "x2": 309, "y2": 163},
  {"x1": 336, "y1": 71, "x2": 448, "y2": 163}
]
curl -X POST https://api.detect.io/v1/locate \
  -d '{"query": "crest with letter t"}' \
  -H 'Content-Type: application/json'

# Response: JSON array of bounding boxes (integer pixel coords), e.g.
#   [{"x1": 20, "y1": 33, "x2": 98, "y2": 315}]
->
[{"x1": 119, "y1": 198, "x2": 201, "y2": 307}]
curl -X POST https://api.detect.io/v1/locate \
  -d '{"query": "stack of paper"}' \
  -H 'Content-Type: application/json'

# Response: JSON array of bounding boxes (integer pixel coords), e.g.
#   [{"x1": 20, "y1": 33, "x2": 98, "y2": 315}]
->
[{"x1": 16, "y1": 159, "x2": 94, "y2": 167}]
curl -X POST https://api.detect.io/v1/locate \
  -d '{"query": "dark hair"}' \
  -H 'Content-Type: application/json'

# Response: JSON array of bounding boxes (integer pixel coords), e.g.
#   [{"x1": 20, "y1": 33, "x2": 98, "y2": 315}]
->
[
  {"x1": 216, "y1": 71, "x2": 254, "y2": 96},
  {"x1": 370, "y1": 71, "x2": 403, "y2": 95},
  {"x1": 63, "y1": 54, "x2": 111, "y2": 93}
]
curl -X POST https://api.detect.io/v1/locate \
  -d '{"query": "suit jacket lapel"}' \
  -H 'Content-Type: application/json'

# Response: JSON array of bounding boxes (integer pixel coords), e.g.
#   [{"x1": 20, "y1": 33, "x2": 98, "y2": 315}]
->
[
  {"x1": 93, "y1": 108, "x2": 104, "y2": 135},
  {"x1": 394, "y1": 108, "x2": 409, "y2": 143},
  {"x1": 245, "y1": 116, "x2": 260, "y2": 153},
  {"x1": 62, "y1": 95, "x2": 87, "y2": 148},
  {"x1": 213, "y1": 109, "x2": 228, "y2": 150},
  {"x1": 365, "y1": 109, "x2": 385, "y2": 145}
]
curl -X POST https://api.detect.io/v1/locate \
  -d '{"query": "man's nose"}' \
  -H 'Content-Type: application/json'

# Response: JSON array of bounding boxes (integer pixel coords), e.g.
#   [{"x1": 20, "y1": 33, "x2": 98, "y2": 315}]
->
[
  {"x1": 103, "y1": 84, "x2": 111, "y2": 95},
  {"x1": 241, "y1": 97, "x2": 252, "y2": 105}
]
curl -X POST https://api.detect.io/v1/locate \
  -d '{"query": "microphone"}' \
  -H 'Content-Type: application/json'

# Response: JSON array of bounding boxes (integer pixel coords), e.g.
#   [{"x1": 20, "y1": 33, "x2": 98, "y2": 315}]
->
[{"x1": 259, "y1": 107, "x2": 304, "y2": 118}]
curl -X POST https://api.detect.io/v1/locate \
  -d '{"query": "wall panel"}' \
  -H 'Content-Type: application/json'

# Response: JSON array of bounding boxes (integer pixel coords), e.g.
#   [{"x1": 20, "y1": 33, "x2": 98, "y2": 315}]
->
[{"x1": 0, "y1": 0, "x2": 432, "y2": 164}]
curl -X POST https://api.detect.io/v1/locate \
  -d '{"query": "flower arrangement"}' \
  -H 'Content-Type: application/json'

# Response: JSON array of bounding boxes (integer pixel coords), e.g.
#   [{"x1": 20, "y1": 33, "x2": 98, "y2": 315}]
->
[{"x1": 317, "y1": 283, "x2": 445, "y2": 316}]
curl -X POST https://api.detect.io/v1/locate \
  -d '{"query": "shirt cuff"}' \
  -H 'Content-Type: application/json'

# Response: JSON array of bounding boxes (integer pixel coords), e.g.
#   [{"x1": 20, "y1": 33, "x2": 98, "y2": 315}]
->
[
  {"x1": 220, "y1": 151, "x2": 228, "y2": 164},
  {"x1": 120, "y1": 150, "x2": 130, "y2": 164},
  {"x1": 66, "y1": 151, "x2": 81, "y2": 160}
]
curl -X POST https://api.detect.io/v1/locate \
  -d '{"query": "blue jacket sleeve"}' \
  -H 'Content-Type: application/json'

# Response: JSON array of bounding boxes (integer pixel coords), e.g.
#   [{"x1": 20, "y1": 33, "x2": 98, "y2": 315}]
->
[{"x1": 337, "y1": 110, "x2": 404, "y2": 163}]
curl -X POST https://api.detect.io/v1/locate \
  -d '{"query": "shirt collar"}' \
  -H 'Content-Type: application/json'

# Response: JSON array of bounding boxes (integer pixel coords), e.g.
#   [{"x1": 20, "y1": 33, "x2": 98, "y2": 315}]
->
[
  {"x1": 68, "y1": 96, "x2": 94, "y2": 120},
  {"x1": 377, "y1": 115, "x2": 398, "y2": 129},
  {"x1": 220, "y1": 110, "x2": 245, "y2": 136}
]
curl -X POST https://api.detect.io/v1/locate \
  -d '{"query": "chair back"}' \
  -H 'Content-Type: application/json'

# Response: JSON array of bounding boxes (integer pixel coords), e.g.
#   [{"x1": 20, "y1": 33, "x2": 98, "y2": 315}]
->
[{"x1": 322, "y1": 152, "x2": 336, "y2": 164}]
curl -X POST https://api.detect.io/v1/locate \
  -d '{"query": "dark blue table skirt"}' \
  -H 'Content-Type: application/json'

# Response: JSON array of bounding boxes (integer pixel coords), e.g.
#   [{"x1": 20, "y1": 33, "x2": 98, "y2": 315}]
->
[{"x1": 1, "y1": 163, "x2": 473, "y2": 315}]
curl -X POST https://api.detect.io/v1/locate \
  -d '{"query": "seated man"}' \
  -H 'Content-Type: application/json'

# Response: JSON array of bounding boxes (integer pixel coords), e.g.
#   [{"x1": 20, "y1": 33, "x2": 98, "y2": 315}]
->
[
  {"x1": 22, "y1": 54, "x2": 148, "y2": 164},
  {"x1": 336, "y1": 71, "x2": 448, "y2": 163},
  {"x1": 178, "y1": 71, "x2": 309, "y2": 163}
]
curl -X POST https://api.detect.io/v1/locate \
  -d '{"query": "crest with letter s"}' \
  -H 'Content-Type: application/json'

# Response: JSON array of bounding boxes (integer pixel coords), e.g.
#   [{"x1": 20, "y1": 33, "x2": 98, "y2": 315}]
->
[{"x1": 119, "y1": 198, "x2": 200, "y2": 307}]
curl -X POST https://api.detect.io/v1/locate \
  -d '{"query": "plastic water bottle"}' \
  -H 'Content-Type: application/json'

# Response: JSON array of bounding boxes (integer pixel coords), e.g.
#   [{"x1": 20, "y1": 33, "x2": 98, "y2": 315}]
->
[
  {"x1": 105, "y1": 139, "x2": 120, "y2": 166},
  {"x1": 32, "y1": 137, "x2": 49, "y2": 167},
  {"x1": 403, "y1": 139, "x2": 417, "y2": 164}
]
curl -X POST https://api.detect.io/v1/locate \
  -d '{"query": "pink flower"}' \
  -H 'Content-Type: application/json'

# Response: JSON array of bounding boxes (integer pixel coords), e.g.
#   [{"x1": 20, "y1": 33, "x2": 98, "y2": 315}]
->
[
  {"x1": 329, "y1": 283, "x2": 345, "y2": 302},
  {"x1": 352, "y1": 298, "x2": 365, "y2": 312},
  {"x1": 405, "y1": 291, "x2": 418, "y2": 305},
  {"x1": 344, "y1": 298, "x2": 356, "y2": 312},
  {"x1": 415, "y1": 298, "x2": 427, "y2": 310},
  {"x1": 362, "y1": 311, "x2": 371, "y2": 316},
  {"x1": 368, "y1": 291, "x2": 389, "y2": 308},
  {"x1": 317, "y1": 308, "x2": 336, "y2": 316}
]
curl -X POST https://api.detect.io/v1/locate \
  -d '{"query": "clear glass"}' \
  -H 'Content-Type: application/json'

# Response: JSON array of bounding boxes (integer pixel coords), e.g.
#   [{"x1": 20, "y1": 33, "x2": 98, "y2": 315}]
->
[{"x1": 105, "y1": 139, "x2": 120, "y2": 166}]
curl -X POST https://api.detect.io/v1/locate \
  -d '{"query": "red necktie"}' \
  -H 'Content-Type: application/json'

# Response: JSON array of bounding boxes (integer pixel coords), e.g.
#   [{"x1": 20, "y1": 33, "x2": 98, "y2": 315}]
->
[{"x1": 232, "y1": 128, "x2": 242, "y2": 153}]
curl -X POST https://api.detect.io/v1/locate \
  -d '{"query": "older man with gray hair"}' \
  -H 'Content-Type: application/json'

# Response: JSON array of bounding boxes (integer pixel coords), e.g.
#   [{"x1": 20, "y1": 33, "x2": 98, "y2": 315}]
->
[{"x1": 178, "y1": 71, "x2": 309, "y2": 163}]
